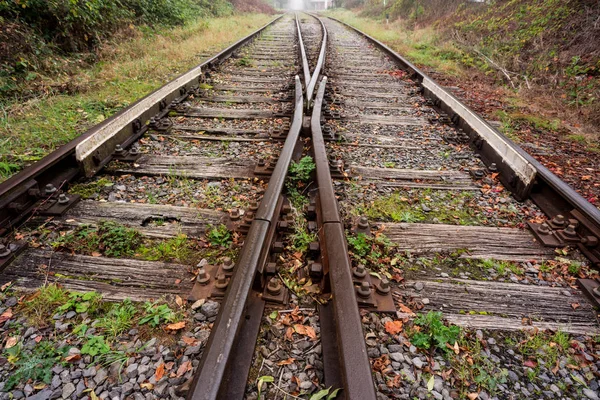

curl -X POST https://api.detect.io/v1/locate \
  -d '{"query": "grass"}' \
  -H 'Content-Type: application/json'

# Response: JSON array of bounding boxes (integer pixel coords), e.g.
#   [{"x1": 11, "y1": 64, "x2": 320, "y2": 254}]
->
[
  {"x1": 356, "y1": 189, "x2": 481, "y2": 225},
  {"x1": 138, "y1": 233, "x2": 194, "y2": 263},
  {"x1": 69, "y1": 177, "x2": 114, "y2": 198},
  {"x1": 20, "y1": 284, "x2": 69, "y2": 326},
  {"x1": 0, "y1": 13, "x2": 274, "y2": 182},
  {"x1": 96, "y1": 299, "x2": 138, "y2": 340},
  {"x1": 323, "y1": 9, "x2": 467, "y2": 76}
]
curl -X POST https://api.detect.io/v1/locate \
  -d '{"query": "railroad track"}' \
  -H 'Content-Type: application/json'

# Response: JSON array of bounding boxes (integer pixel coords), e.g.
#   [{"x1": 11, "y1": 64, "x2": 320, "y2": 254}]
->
[{"x1": 0, "y1": 11, "x2": 599, "y2": 400}]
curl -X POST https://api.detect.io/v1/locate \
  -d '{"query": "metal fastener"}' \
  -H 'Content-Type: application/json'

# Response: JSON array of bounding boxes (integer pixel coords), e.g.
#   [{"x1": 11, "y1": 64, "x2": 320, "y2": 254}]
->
[
  {"x1": 266, "y1": 277, "x2": 282, "y2": 295},
  {"x1": 488, "y1": 163, "x2": 498, "y2": 172},
  {"x1": 272, "y1": 242, "x2": 284, "y2": 253},
  {"x1": 357, "y1": 216, "x2": 369, "y2": 231},
  {"x1": 537, "y1": 223, "x2": 551, "y2": 235},
  {"x1": 229, "y1": 209, "x2": 240, "y2": 221},
  {"x1": 115, "y1": 144, "x2": 125, "y2": 155},
  {"x1": 375, "y1": 279, "x2": 391, "y2": 295},
  {"x1": 353, "y1": 264, "x2": 367, "y2": 279},
  {"x1": 356, "y1": 281, "x2": 371, "y2": 298},
  {"x1": 551, "y1": 214, "x2": 566, "y2": 227},
  {"x1": 581, "y1": 236, "x2": 599, "y2": 248},
  {"x1": 0, "y1": 244, "x2": 11, "y2": 258},
  {"x1": 215, "y1": 273, "x2": 229, "y2": 290},
  {"x1": 563, "y1": 224, "x2": 577, "y2": 238},
  {"x1": 196, "y1": 268, "x2": 210, "y2": 285},
  {"x1": 45, "y1": 183, "x2": 57, "y2": 195},
  {"x1": 58, "y1": 193, "x2": 69, "y2": 205},
  {"x1": 309, "y1": 262, "x2": 323, "y2": 279},
  {"x1": 221, "y1": 257, "x2": 234, "y2": 273}
]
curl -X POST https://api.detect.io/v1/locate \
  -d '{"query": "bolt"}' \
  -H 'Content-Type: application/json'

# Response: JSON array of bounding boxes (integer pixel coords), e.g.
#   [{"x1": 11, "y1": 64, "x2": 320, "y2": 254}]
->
[
  {"x1": 229, "y1": 209, "x2": 240, "y2": 221},
  {"x1": 376, "y1": 279, "x2": 391, "y2": 295},
  {"x1": 58, "y1": 193, "x2": 69, "y2": 205},
  {"x1": 353, "y1": 264, "x2": 367, "y2": 279},
  {"x1": 129, "y1": 147, "x2": 139, "y2": 156},
  {"x1": 537, "y1": 223, "x2": 551, "y2": 235},
  {"x1": 563, "y1": 224, "x2": 577, "y2": 237},
  {"x1": 277, "y1": 221, "x2": 290, "y2": 232},
  {"x1": 249, "y1": 202, "x2": 259, "y2": 212},
  {"x1": 244, "y1": 211, "x2": 255, "y2": 223},
  {"x1": 265, "y1": 262, "x2": 277, "y2": 274},
  {"x1": 474, "y1": 170, "x2": 484, "y2": 178},
  {"x1": 581, "y1": 236, "x2": 598, "y2": 248},
  {"x1": 45, "y1": 183, "x2": 57, "y2": 195},
  {"x1": 266, "y1": 277, "x2": 282, "y2": 295},
  {"x1": 309, "y1": 262, "x2": 323, "y2": 279},
  {"x1": 115, "y1": 144, "x2": 125, "y2": 154},
  {"x1": 552, "y1": 215, "x2": 566, "y2": 227},
  {"x1": 258, "y1": 159, "x2": 266, "y2": 167},
  {"x1": 196, "y1": 268, "x2": 210, "y2": 285},
  {"x1": 272, "y1": 242, "x2": 284, "y2": 253},
  {"x1": 357, "y1": 216, "x2": 369, "y2": 231},
  {"x1": 215, "y1": 273, "x2": 229, "y2": 290},
  {"x1": 356, "y1": 281, "x2": 371, "y2": 298},
  {"x1": 221, "y1": 257, "x2": 234, "y2": 273},
  {"x1": 488, "y1": 163, "x2": 498, "y2": 172},
  {"x1": 308, "y1": 242, "x2": 320, "y2": 257},
  {"x1": 0, "y1": 244, "x2": 11, "y2": 258},
  {"x1": 281, "y1": 204, "x2": 291, "y2": 215}
]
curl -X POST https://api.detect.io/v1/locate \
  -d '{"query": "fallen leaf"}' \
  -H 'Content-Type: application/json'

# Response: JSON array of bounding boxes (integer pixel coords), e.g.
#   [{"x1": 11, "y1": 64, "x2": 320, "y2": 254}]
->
[
  {"x1": 277, "y1": 358, "x2": 295, "y2": 366},
  {"x1": 182, "y1": 336, "x2": 199, "y2": 346},
  {"x1": 65, "y1": 354, "x2": 81, "y2": 362},
  {"x1": 91, "y1": 252, "x2": 102, "y2": 257},
  {"x1": 384, "y1": 320, "x2": 403, "y2": 335},
  {"x1": 571, "y1": 303, "x2": 580, "y2": 310},
  {"x1": 140, "y1": 383, "x2": 154, "y2": 390},
  {"x1": 467, "y1": 393, "x2": 478, "y2": 400},
  {"x1": 0, "y1": 309, "x2": 13, "y2": 324},
  {"x1": 175, "y1": 279, "x2": 182, "y2": 285},
  {"x1": 285, "y1": 326, "x2": 294, "y2": 341},
  {"x1": 175, "y1": 295, "x2": 184, "y2": 308},
  {"x1": 33, "y1": 383, "x2": 46, "y2": 390},
  {"x1": 155, "y1": 363, "x2": 165, "y2": 381},
  {"x1": 176, "y1": 361, "x2": 192, "y2": 377},
  {"x1": 5, "y1": 337, "x2": 18, "y2": 348},
  {"x1": 191, "y1": 299, "x2": 205, "y2": 310},
  {"x1": 1, "y1": 282, "x2": 12, "y2": 291},
  {"x1": 294, "y1": 324, "x2": 317, "y2": 340},
  {"x1": 523, "y1": 360, "x2": 537, "y2": 368},
  {"x1": 166, "y1": 321, "x2": 186, "y2": 331},
  {"x1": 398, "y1": 304, "x2": 414, "y2": 315},
  {"x1": 35, "y1": 336, "x2": 43, "y2": 343}
]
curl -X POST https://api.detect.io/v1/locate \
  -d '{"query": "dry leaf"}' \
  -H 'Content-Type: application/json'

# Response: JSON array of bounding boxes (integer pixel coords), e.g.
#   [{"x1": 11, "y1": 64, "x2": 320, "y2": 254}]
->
[
  {"x1": 398, "y1": 304, "x2": 415, "y2": 315},
  {"x1": 91, "y1": 252, "x2": 102, "y2": 257},
  {"x1": 155, "y1": 363, "x2": 165, "y2": 381},
  {"x1": 294, "y1": 324, "x2": 317, "y2": 340},
  {"x1": 65, "y1": 354, "x2": 81, "y2": 362},
  {"x1": 1, "y1": 282, "x2": 12, "y2": 291},
  {"x1": 182, "y1": 336, "x2": 199, "y2": 346},
  {"x1": 175, "y1": 295, "x2": 184, "y2": 308},
  {"x1": 523, "y1": 360, "x2": 537, "y2": 368},
  {"x1": 33, "y1": 383, "x2": 46, "y2": 390},
  {"x1": 176, "y1": 361, "x2": 192, "y2": 377},
  {"x1": 467, "y1": 393, "x2": 478, "y2": 400},
  {"x1": 571, "y1": 303, "x2": 580, "y2": 310},
  {"x1": 140, "y1": 383, "x2": 154, "y2": 390},
  {"x1": 0, "y1": 309, "x2": 13, "y2": 324},
  {"x1": 166, "y1": 321, "x2": 186, "y2": 331},
  {"x1": 175, "y1": 279, "x2": 182, "y2": 285},
  {"x1": 384, "y1": 320, "x2": 403, "y2": 335},
  {"x1": 5, "y1": 337, "x2": 18, "y2": 349},
  {"x1": 277, "y1": 358, "x2": 296, "y2": 366},
  {"x1": 285, "y1": 327, "x2": 294, "y2": 341}
]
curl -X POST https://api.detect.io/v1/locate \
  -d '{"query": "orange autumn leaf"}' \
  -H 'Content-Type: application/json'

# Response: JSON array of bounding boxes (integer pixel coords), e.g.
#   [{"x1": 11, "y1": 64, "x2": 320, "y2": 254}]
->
[
  {"x1": 285, "y1": 327, "x2": 294, "y2": 341},
  {"x1": 182, "y1": 336, "x2": 198, "y2": 346},
  {"x1": 65, "y1": 354, "x2": 81, "y2": 363},
  {"x1": 277, "y1": 358, "x2": 296, "y2": 366},
  {"x1": 155, "y1": 363, "x2": 165, "y2": 381},
  {"x1": 176, "y1": 361, "x2": 192, "y2": 377},
  {"x1": 384, "y1": 320, "x2": 403, "y2": 335},
  {"x1": 294, "y1": 324, "x2": 317, "y2": 340},
  {"x1": 398, "y1": 304, "x2": 414, "y2": 315},
  {"x1": 0, "y1": 309, "x2": 13, "y2": 324},
  {"x1": 165, "y1": 321, "x2": 186, "y2": 331}
]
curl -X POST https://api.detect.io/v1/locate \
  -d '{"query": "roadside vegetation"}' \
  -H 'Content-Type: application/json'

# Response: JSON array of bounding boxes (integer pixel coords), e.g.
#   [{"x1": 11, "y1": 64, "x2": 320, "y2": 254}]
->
[{"x1": 0, "y1": 1, "x2": 275, "y2": 181}]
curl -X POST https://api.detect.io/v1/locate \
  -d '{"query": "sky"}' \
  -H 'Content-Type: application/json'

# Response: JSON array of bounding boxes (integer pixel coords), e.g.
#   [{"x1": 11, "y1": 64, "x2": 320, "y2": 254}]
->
[{"x1": 289, "y1": 0, "x2": 305, "y2": 10}]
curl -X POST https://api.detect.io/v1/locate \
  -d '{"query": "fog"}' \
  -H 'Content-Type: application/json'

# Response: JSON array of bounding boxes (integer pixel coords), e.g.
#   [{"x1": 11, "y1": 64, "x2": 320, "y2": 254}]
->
[{"x1": 288, "y1": 0, "x2": 305, "y2": 10}]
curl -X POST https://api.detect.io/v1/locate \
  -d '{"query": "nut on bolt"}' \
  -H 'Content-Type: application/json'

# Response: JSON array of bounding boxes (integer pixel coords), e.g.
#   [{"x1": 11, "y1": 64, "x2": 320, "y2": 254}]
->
[
  {"x1": 357, "y1": 216, "x2": 369, "y2": 232},
  {"x1": 58, "y1": 193, "x2": 69, "y2": 205},
  {"x1": 221, "y1": 257, "x2": 234, "y2": 273},
  {"x1": 115, "y1": 144, "x2": 125, "y2": 155},
  {"x1": 537, "y1": 223, "x2": 551, "y2": 235},
  {"x1": 266, "y1": 277, "x2": 282, "y2": 295},
  {"x1": 196, "y1": 267, "x2": 210, "y2": 285},
  {"x1": 551, "y1": 214, "x2": 566, "y2": 227},
  {"x1": 0, "y1": 244, "x2": 11, "y2": 258},
  {"x1": 563, "y1": 224, "x2": 578, "y2": 237},
  {"x1": 353, "y1": 264, "x2": 367, "y2": 279},
  {"x1": 375, "y1": 278, "x2": 391, "y2": 295},
  {"x1": 44, "y1": 183, "x2": 57, "y2": 195},
  {"x1": 581, "y1": 236, "x2": 599, "y2": 248},
  {"x1": 215, "y1": 273, "x2": 229, "y2": 290},
  {"x1": 357, "y1": 281, "x2": 371, "y2": 298},
  {"x1": 488, "y1": 163, "x2": 498, "y2": 172},
  {"x1": 229, "y1": 209, "x2": 240, "y2": 221}
]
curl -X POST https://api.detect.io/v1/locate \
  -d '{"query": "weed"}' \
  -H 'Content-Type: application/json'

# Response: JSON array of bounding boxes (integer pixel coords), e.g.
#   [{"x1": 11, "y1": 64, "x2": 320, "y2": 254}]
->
[
  {"x1": 58, "y1": 291, "x2": 103, "y2": 315},
  {"x1": 384, "y1": 161, "x2": 396, "y2": 168},
  {"x1": 3, "y1": 341, "x2": 66, "y2": 391},
  {"x1": 21, "y1": 284, "x2": 69, "y2": 325},
  {"x1": 0, "y1": 162, "x2": 20, "y2": 180},
  {"x1": 288, "y1": 188, "x2": 309, "y2": 210},
  {"x1": 53, "y1": 221, "x2": 143, "y2": 258},
  {"x1": 409, "y1": 311, "x2": 461, "y2": 354},
  {"x1": 206, "y1": 224, "x2": 232, "y2": 248},
  {"x1": 69, "y1": 178, "x2": 113, "y2": 199},
  {"x1": 347, "y1": 232, "x2": 396, "y2": 277},
  {"x1": 97, "y1": 299, "x2": 137, "y2": 340},
  {"x1": 81, "y1": 336, "x2": 111, "y2": 357},
  {"x1": 139, "y1": 302, "x2": 176, "y2": 327},
  {"x1": 138, "y1": 234, "x2": 193, "y2": 263},
  {"x1": 237, "y1": 56, "x2": 254, "y2": 67},
  {"x1": 518, "y1": 330, "x2": 571, "y2": 367},
  {"x1": 286, "y1": 156, "x2": 315, "y2": 191},
  {"x1": 568, "y1": 261, "x2": 581, "y2": 275}
]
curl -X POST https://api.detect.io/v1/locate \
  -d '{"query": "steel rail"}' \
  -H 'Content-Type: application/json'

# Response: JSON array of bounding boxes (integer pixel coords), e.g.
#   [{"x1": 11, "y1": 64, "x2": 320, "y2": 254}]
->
[
  {"x1": 0, "y1": 15, "x2": 284, "y2": 235},
  {"x1": 295, "y1": 13, "x2": 311, "y2": 89},
  {"x1": 311, "y1": 77, "x2": 377, "y2": 400},
  {"x1": 305, "y1": 15, "x2": 328, "y2": 103},
  {"x1": 187, "y1": 74, "x2": 304, "y2": 400},
  {"x1": 327, "y1": 16, "x2": 600, "y2": 267}
]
